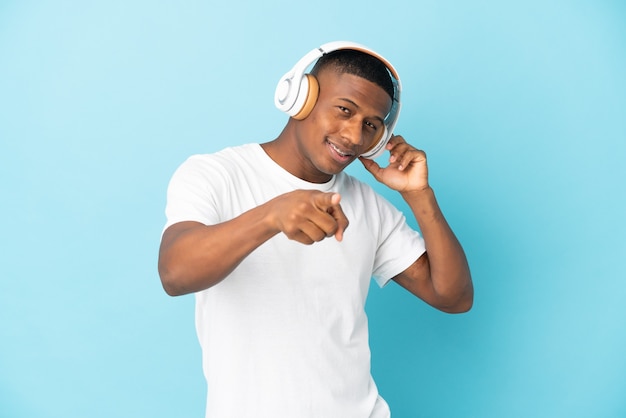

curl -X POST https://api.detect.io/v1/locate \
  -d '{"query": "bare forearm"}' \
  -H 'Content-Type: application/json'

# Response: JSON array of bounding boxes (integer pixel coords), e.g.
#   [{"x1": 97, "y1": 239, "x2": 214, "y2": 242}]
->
[
  {"x1": 158, "y1": 205, "x2": 278, "y2": 296},
  {"x1": 158, "y1": 189, "x2": 349, "y2": 296},
  {"x1": 402, "y1": 187, "x2": 473, "y2": 310}
]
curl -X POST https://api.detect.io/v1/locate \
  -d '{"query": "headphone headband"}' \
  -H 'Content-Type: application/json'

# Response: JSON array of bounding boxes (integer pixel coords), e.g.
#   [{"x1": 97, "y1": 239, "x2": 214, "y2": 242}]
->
[{"x1": 274, "y1": 41, "x2": 402, "y2": 159}]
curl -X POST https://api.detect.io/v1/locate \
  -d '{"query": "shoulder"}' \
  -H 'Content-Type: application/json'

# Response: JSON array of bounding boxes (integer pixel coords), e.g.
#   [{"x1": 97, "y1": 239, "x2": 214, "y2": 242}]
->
[
  {"x1": 335, "y1": 171, "x2": 375, "y2": 196},
  {"x1": 173, "y1": 143, "x2": 260, "y2": 179},
  {"x1": 335, "y1": 172, "x2": 393, "y2": 210},
  {"x1": 183, "y1": 143, "x2": 259, "y2": 166},
  {"x1": 334, "y1": 172, "x2": 408, "y2": 232}
]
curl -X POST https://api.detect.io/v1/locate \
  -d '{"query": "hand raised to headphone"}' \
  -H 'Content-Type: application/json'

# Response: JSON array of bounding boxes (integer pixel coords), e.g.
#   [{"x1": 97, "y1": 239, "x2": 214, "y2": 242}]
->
[{"x1": 359, "y1": 135, "x2": 430, "y2": 194}]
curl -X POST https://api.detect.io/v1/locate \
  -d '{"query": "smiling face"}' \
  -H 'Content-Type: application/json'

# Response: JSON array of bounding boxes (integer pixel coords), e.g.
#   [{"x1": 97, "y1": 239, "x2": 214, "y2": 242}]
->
[{"x1": 283, "y1": 68, "x2": 392, "y2": 183}]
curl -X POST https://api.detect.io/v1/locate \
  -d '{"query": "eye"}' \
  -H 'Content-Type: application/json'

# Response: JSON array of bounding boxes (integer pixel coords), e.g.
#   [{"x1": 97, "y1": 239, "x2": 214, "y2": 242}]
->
[
  {"x1": 337, "y1": 106, "x2": 350, "y2": 114},
  {"x1": 364, "y1": 120, "x2": 378, "y2": 131}
]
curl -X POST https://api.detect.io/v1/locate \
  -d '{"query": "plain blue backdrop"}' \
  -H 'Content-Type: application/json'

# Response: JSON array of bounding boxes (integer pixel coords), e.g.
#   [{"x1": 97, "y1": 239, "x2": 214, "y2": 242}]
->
[{"x1": 1, "y1": 1, "x2": 625, "y2": 417}]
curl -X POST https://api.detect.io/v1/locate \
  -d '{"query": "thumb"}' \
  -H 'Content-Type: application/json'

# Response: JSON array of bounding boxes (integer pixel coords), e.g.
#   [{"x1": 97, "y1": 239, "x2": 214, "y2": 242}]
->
[
  {"x1": 317, "y1": 191, "x2": 341, "y2": 208},
  {"x1": 359, "y1": 157, "x2": 382, "y2": 180}
]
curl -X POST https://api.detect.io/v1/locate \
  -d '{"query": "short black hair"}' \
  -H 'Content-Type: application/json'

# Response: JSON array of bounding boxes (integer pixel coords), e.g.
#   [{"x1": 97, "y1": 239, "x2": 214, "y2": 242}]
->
[{"x1": 310, "y1": 49, "x2": 395, "y2": 101}]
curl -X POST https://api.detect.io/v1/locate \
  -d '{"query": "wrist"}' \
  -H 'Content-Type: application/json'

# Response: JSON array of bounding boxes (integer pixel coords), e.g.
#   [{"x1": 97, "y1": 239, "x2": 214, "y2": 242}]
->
[
  {"x1": 402, "y1": 186, "x2": 444, "y2": 224},
  {"x1": 401, "y1": 185, "x2": 434, "y2": 201}
]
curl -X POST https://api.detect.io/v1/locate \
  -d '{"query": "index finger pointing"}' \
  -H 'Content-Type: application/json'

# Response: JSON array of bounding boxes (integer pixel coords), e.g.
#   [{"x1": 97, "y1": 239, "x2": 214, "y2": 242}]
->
[{"x1": 325, "y1": 195, "x2": 349, "y2": 241}]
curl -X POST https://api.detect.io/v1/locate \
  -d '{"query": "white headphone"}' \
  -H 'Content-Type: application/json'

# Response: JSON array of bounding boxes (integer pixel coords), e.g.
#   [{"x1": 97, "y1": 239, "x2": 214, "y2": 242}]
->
[{"x1": 274, "y1": 41, "x2": 402, "y2": 160}]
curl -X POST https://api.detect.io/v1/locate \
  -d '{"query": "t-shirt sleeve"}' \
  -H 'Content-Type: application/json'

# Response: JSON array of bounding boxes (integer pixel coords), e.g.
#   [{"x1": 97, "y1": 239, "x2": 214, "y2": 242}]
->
[
  {"x1": 163, "y1": 155, "x2": 224, "y2": 232},
  {"x1": 370, "y1": 195, "x2": 426, "y2": 288}
]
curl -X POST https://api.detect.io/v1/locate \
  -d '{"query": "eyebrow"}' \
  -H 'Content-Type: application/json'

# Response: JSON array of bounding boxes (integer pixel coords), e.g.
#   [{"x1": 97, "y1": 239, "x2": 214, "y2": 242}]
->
[{"x1": 338, "y1": 98, "x2": 386, "y2": 125}]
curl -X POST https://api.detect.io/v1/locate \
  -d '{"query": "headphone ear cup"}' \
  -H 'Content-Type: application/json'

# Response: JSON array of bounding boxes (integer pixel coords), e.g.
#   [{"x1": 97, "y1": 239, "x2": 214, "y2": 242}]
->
[
  {"x1": 360, "y1": 124, "x2": 390, "y2": 159},
  {"x1": 292, "y1": 74, "x2": 319, "y2": 120},
  {"x1": 376, "y1": 124, "x2": 389, "y2": 146}
]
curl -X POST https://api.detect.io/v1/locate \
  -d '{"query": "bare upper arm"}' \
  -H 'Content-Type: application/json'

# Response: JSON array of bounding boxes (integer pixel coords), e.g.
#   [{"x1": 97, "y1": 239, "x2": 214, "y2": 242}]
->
[
  {"x1": 158, "y1": 221, "x2": 210, "y2": 295},
  {"x1": 160, "y1": 221, "x2": 206, "y2": 251},
  {"x1": 392, "y1": 252, "x2": 473, "y2": 313},
  {"x1": 392, "y1": 252, "x2": 432, "y2": 301}
]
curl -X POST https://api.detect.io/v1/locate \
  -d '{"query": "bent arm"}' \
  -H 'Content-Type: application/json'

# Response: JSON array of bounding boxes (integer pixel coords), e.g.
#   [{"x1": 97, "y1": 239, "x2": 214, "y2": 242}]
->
[
  {"x1": 359, "y1": 136, "x2": 473, "y2": 313},
  {"x1": 158, "y1": 203, "x2": 279, "y2": 296},
  {"x1": 158, "y1": 190, "x2": 349, "y2": 296},
  {"x1": 393, "y1": 187, "x2": 473, "y2": 313}
]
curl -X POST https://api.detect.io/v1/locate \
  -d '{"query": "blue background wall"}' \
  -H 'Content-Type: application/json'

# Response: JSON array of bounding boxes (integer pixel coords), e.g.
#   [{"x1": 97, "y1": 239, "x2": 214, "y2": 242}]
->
[{"x1": 1, "y1": 1, "x2": 625, "y2": 417}]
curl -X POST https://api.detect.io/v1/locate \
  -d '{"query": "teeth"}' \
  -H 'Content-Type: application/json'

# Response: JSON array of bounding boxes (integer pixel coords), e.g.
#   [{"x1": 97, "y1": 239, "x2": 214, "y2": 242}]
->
[{"x1": 330, "y1": 142, "x2": 351, "y2": 157}]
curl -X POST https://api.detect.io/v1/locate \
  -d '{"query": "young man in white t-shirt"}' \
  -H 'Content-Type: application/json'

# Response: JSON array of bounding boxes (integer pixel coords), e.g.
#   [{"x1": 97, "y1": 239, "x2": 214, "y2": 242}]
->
[{"x1": 158, "y1": 42, "x2": 473, "y2": 418}]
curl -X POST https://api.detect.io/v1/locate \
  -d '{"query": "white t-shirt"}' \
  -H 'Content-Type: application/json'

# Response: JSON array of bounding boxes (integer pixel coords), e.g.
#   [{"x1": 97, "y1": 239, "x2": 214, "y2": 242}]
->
[{"x1": 164, "y1": 144, "x2": 426, "y2": 418}]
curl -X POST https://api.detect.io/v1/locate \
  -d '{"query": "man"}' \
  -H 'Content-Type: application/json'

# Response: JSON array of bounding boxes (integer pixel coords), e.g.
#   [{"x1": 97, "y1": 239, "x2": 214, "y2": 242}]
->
[{"x1": 158, "y1": 41, "x2": 473, "y2": 418}]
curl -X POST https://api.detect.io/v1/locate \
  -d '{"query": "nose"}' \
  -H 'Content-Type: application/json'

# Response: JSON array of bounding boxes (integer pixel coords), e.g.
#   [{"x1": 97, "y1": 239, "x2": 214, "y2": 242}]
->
[{"x1": 339, "y1": 118, "x2": 363, "y2": 147}]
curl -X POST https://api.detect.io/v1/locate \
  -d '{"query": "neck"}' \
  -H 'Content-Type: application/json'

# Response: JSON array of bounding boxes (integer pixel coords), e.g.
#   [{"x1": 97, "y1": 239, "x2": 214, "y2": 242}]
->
[{"x1": 261, "y1": 122, "x2": 333, "y2": 184}]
